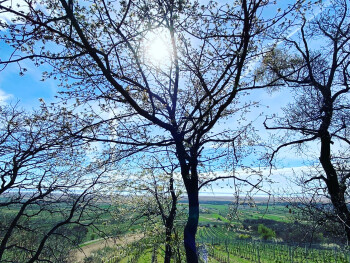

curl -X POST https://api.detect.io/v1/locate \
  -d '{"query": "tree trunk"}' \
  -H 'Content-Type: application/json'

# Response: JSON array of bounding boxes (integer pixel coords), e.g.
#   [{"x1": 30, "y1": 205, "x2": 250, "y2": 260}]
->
[
  {"x1": 164, "y1": 227, "x2": 172, "y2": 263},
  {"x1": 326, "y1": 173, "x2": 350, "y2": 241},
  {"x1": 152, "y1": 245, "x2": 157, "y2": 263},
  {"x1": 184, "y1": 189, "x2": 199, "y2": 263},
  {"x1": 174, "y1": 136, "x2": 200, "y2": 262},
  {"x1": 327, "y1": 180, "x2": 350, "y2": 241},
  {"x1": 164, "y1": 177, "x2": 177, "y2": 263},
  {"x1": 0, "y1": 203, "x2": 27, "y2": 260},
  {"x1": 345, "y1": 218, "x2": 350, "y2": 242},
  {"x1": 320, "y1": 130, "x2": 350, "y2": 242}
]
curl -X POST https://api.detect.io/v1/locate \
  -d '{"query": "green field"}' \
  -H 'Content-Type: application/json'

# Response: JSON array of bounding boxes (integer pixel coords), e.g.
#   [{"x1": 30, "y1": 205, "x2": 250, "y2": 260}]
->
[
  {"x1": 97, "y1": 226, "x2": 349, "y2": 263},
  {"x1": 1, "y1": 198, "x2": 347, "y2": 262},
  {"x1": 79, "y1": 200, "x2": 349, "y2": 263}
]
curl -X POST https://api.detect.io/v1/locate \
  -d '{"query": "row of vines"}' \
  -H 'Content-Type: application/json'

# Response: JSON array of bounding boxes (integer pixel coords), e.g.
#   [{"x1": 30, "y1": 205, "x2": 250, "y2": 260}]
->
[
  {"x1": 101, "y1": 227, "x2": 350, "y2": 262},
  {"x1": 197, "y1": 227, "x2": 350, "y2": 263},
  {"x1": 205, "y1": 241, "x2": 350, "y2": 263}
]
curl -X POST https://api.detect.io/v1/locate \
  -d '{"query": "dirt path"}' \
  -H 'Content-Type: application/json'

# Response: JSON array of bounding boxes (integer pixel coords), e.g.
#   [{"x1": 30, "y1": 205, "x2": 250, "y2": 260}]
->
[{"x1": 71, "y1": 234, "x2": 143, "y2": 262}]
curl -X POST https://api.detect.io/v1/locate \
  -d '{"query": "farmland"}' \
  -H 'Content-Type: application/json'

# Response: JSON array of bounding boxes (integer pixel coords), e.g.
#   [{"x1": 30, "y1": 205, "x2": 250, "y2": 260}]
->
[
  {"x1": 74, "y1": 197, "x2": 349, "y2": 263},
  {"x1": 1, "y1": 196, "x2": 348, "y2": 262}
]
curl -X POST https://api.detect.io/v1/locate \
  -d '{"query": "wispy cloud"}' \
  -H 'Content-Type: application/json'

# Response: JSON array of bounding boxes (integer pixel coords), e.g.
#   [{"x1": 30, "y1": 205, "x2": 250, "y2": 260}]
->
[
  {"x1": 199, "y1": 165, "x2": 314, "y2": 197},
  {"x1": 0, "y1": 0, "x2": 30, "y2": 27},
  {"x1": 0, "y1": 89, "x2": 12, "y2": 105},
  {"x1": 283, "y1": 0, "x2": 332, "y2": 40},
  {"x1": 244, "y1": 0, "x2": 332, "y2": 78}
]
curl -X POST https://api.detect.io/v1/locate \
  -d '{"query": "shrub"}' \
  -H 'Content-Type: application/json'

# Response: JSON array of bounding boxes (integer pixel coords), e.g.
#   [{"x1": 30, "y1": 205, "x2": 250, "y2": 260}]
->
[
  {"x1": 238, "y1": 234, "x2": 252, "y2": 240},
  {"x1": 258, "y1": 224, "x2": 276, "y2": 240}
]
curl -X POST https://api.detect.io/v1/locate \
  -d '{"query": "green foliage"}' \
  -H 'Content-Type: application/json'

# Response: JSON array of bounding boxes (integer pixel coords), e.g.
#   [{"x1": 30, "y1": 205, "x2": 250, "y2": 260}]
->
[
  {"x1": 258, "y1": 224, "x2": 276, "y2": 240},
  {"x1": 238, "y1": 234, "x2": 252, "y2": 240}
]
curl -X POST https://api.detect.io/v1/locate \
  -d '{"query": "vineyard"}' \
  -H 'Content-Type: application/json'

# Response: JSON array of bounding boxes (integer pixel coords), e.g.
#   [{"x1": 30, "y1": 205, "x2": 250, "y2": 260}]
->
[
  {"x1": 79, "y1": 201, "x2": 350, "y2": 263},
  {"x1": 196, "y1": 226, "x2": 350, "y2": 263},
  {"x1": 96, "y1": 226, "x2": 350, "y2": 263},
  {"x1": 74, "y1": 202, "x2": 350, "y2": 263},
  {"x1": 205, "y1": 240, "x2": 349, "y2": 263}
]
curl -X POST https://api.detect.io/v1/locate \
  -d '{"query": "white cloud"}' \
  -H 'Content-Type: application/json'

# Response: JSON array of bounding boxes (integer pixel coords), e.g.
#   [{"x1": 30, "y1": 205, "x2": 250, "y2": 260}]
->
[
  {"x1": 0, "y1": 1, "x2": 29, "y2": 25},
  {"x1": 0, "y1": 89, "x2": 12, "y2": 105},
  {"x1": 198, "y1": 165, "x2": 316, "y2": 197}
]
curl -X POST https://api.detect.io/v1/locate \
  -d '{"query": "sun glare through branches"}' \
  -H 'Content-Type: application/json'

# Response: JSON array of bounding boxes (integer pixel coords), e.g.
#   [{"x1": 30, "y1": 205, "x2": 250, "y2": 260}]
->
[{"x1": 143, "y1": 32, "x2": 171, "y2": 66}]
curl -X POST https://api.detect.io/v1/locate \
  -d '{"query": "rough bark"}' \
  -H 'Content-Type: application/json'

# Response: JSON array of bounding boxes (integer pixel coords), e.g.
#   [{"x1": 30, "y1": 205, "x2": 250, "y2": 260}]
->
[
  {"x1": 164, "y1": 229, "x2": 172, "y2": 263},
  {"x1": 184, "y1": 188, "x2": 199, "y2": 263},
  {"x1": 164, "y1": 177, "x2": 177, "y2": 263},
  {"x1": 183, "y1": 161, "x2": 200, "y2": 263},
  {"x1": 320, "y1": 130, "x2": 350, "y2": 241}
]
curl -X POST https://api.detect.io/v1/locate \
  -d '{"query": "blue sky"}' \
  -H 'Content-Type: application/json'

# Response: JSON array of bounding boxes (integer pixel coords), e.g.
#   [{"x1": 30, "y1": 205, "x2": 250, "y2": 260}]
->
[
  {"x1": 0, "y1": 48, "x2": 59, "y2": 108},
  {"x1": 0, "y1": 0, "x2": 329, "y2": 197}
]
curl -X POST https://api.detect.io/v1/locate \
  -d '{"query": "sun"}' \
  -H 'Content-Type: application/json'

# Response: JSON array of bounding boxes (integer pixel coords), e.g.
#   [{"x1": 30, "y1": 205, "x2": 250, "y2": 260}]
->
[
  {"x1": 144, "y1": 33, "x2": 171, "y2": 64},
  {"x1": 149, "y1": 37, "x2": 169, "y2": 62}
]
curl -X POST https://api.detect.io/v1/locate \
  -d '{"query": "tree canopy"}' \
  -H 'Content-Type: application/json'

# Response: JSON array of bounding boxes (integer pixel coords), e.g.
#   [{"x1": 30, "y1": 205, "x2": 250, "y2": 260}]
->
[
  {"x1": 259, "y1": 0, "x2": 350, "y2": 242},
  {"x1": 0, "y1": 0, "x2": 327, "y2": 261}
]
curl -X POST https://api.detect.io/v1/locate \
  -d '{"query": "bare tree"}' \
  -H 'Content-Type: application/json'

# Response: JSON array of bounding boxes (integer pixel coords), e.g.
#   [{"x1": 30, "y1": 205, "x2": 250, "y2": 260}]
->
[
  {"x1": 0, "y1": 0, "x2": 292, "y2": 261},
  {"x1": 113, "y1": 153, "x2": 184, "y2": 263},
  {"x1": 258, "y1": 0, "x2": 350, "y2": 243},
  {"x1": 0, "y1": 104, "x2": 110, "y2": 262}
]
